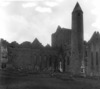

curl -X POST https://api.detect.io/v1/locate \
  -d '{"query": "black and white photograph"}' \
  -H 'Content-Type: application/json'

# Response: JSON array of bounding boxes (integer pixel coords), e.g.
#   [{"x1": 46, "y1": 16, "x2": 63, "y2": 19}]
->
[{"x1": 0, "y1": 0, "x2": 100, "y2": 89}]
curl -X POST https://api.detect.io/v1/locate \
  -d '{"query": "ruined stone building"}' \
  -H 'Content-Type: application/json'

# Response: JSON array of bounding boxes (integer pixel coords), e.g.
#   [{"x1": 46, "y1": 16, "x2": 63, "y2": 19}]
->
[
  {"x1": 85, "y1": 32, "x2": 100, "y2": 76},
  {"x1": 1, "y1": 2, "x2": 100, "y2": 76}
]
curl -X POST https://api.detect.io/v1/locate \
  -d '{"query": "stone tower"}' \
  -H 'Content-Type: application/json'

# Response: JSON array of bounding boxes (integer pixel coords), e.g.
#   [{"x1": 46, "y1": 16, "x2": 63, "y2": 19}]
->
[{"x1": 70, "y1": 2, "x2": 84, "y2": 75}]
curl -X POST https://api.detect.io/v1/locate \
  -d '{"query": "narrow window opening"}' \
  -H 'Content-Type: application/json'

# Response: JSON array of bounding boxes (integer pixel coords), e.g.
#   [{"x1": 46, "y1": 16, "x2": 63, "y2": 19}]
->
[
  {"x1": 96, "y1": 52, "x2": 99, "y2": 71},
  {"x1": 67, "y1": 56, "x2": 70, "y2": 65},
  {"x1": 77, "y1": 13, "x2": 80, "y2": 16},
  {"x1": 91, "y1": 52, "x2": 94, "y2": 70}
]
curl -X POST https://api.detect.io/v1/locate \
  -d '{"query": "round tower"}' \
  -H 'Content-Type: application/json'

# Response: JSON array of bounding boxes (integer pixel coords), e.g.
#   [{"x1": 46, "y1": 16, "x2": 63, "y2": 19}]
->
[{"x1": 70, "y1": 2, "x2": 84, "y2": 75}]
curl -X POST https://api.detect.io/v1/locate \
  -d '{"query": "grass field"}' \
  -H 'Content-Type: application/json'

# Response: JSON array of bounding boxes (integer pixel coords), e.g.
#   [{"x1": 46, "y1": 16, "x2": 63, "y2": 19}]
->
[{"x1": 0, "y1": 71, "x2": 100, "y2": 89}]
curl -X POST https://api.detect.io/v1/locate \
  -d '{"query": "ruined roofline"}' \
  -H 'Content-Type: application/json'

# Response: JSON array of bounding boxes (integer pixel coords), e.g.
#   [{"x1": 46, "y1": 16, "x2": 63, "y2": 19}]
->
[
  {"x1": 52, "y1": 25, "x2": 71, "y2": 35},
  {"x1": 88, "y1": 31, "x2": 100, "y2": 44},
  {"x1": 57, "y1": 25, "x2": 71, "y2": 31},
  {"x1": 8, "y1": 37, "x2": 45, "y2": 48},
  {"x1": 61, "y1": 28, "x2": 71, "y2": 31}
]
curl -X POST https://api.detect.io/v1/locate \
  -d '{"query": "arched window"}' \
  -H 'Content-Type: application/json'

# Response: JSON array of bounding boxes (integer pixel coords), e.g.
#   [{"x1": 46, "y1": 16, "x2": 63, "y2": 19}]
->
[
  {"x1": 85, "y1": 51, "x2": 87, "y2": 57},
  {"x1": 44, "y1": 55, "x2": 47, "y2": 67},
  {"x1": 96, "y1": 52, "x2": 99, "y2": 71},
  {"x1": 67, "y1": 56, "x2": 70, "y2": 65},
  {"x1": 96, "y1": 52, "x2": 98, "y2": 65},
  {"x1": 91, "y1": 52, "x2": 94, "y2": 70},
  {"x1": 49, "y1": 56, "x2": 52, "y2": 67}
]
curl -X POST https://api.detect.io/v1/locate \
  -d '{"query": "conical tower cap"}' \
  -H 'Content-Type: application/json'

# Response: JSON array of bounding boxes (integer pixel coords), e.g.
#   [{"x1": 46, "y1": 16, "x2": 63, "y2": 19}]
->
[{"x1": 72, "y1": 2, "x2": 83, "y2": 13}]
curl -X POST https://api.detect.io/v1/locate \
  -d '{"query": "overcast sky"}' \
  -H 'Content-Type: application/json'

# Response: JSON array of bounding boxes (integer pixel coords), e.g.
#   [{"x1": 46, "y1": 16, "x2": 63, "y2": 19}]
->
[{"x1": 0, "y1": 0, "x2": 100, "y2": 45}]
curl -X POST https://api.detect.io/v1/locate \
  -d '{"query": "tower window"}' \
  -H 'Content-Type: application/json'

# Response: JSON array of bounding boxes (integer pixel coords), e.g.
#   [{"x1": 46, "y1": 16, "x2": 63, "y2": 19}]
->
[{"x1": 77, "y1": 13, "x2": 80, "y2": 16}]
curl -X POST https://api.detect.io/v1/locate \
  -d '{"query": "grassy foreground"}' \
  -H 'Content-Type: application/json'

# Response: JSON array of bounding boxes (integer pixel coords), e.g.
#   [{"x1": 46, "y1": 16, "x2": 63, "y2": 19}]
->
[{"x1": 0, "y1": 72, "x2": 100, "y2": 89}]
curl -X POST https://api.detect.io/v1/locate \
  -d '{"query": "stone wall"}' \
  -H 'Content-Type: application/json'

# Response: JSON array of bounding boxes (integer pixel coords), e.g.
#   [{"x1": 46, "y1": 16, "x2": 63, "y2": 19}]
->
[
  {"x1": 7, "y1": 46, "x2": 58, "y2": 72},
  {"x1": 86, "y1": 32, "x2": 100, "y2": 76},
  {"x1": 52, "y1": 26, "x2": 71, "y2": 48}
]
